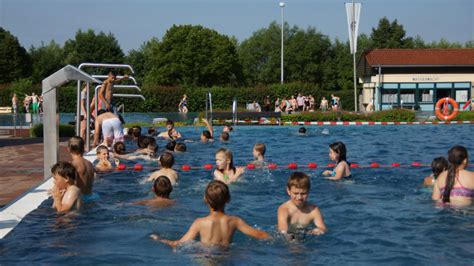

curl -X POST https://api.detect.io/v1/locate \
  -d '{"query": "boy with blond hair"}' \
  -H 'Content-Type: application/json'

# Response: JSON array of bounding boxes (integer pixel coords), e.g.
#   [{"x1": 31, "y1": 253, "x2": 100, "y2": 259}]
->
[
  {"x1": 277, "y1": 172, "x2": 327, "y2": 236},
  {"x1": 151, "y1": 180, "x2": 271, "y2": 247}
]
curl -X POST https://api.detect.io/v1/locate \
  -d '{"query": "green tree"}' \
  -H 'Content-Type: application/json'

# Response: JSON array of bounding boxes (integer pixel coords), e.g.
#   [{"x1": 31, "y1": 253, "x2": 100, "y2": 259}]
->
[
  {"x1": 370, "y1": 17, "x2": 413, "y2": 49},
  {"x1": 147, "y1": 25, "x2": 242, "y2": 86},
  {"x1": 322, "y1": 39, "x2": 352, "y2": 91},
  {"x1": 63, "y1": 29, "x2": 124, "y2": 67},
  {"x1": 0, "y1": 27, "x2": 31, "y2": 83},
  {"x1": 29, "y1": 40, "x2": 65, "y2": 82},
  {"x1": 238, "y1": 22, "x2": 284, "y2": 85},
  {"x1": 126, "y1": 38, "x2": 161, "y2": 83}
]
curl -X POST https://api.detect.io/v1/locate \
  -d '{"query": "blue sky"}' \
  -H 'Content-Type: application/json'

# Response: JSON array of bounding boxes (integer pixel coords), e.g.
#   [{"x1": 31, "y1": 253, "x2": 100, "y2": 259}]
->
[{"x1": 0, "y1": 0, "x2": 472, "y2": 53}]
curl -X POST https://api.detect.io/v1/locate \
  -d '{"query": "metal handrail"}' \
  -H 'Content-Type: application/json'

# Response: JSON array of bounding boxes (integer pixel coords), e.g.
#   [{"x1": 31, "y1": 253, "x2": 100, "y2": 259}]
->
[{"x1": 92, "y1": 75, "x2": 138, "y2": 85}]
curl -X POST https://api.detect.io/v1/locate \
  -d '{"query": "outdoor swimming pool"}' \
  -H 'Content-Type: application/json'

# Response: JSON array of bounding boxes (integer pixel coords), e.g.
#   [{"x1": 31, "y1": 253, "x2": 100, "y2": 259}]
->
[{"x1": 1, "y1": 125, "x2": 473, "y2": 264}]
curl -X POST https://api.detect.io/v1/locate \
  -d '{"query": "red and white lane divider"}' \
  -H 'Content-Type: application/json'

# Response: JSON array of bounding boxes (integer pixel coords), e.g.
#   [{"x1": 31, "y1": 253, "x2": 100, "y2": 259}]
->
[
  {"x1": 213, "y1": 119, "x2": 474, "y2": 125},
  {"x1": 116, "y1": 162, "x2": 474, "y2": 171}
]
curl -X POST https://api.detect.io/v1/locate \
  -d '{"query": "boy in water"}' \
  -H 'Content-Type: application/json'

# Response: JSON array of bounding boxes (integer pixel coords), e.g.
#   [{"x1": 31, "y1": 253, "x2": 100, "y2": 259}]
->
[
  {"x1": 95, "y1": 145, "x2": 115, "y2": 172},
  {"x1": 68, "y1": 136, "x2": 95, "y2": 195},
  {"x1": 134, "y1": 176, "x2": 175, "y2": 208},
  {"x1": 147, "y1": 152, "x2": 179, "y2": 185},
  {"x1": 250, "y1": 143, "x2": 266, "y2": 167},
  {"x1": 151, "y1": 180, "x2": 271, "y2": 247},
  {"x1": 277, "y1": 172, "x2": 327, "y2": 236},
  {"x1": 200, "y1": 118, "x2": 214, "y2": 142},
  {"x1": 50, "y1": 161, "x2": 82, "y2": 213}
]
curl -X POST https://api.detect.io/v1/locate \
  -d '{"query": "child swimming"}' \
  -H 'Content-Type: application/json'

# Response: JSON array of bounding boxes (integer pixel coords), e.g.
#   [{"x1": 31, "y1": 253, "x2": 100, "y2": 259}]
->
[
  {"x1": 322, "y1": 141, "x2": 351, "y2": 180},
  {"x1": 68, "y1": 136, "x2": 95, "y2": 195},
  {"x1": 277, "y1": 172, "x2": 327, "y2": 236},
  {"x1": 250, "y1": 143, "x2": 267, "y2": 168},
  {"x1": 134, "y1": 176, "x2": 175, "y2": 208},
  {"x1": 423, "y1": 157, "x2": 448, "y2": 186},
  {"x1": 95, "y1": 145, "x2": 115, "y2": 172},
  {"x1": 147, "y1": 152, "x2": 179, "y2": 185},
  {"x1": 432, "y1": 145, "x2": 474, "y2": 206},
  {"x1": 50, "y1": 161, "x2": 82, "y2": 213},
  {"x1": 214, "y1": 148, "x2": 245, "y2": 184},
  {"x1": 150, "y1": 180, "x2": 271, "y2": 247}
]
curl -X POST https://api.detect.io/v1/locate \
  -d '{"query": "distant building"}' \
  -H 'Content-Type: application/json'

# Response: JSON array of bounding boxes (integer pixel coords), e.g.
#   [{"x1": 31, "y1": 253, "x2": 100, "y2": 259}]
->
[{"x1": 358, "y1": 49, "x2": 474, "y2": 111}]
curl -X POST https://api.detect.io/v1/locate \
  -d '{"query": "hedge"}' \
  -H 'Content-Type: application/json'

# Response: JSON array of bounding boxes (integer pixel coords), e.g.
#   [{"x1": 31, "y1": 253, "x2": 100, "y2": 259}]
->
[
  {"x1": 30, "y1": 123, "x2": 76, "y2": 138},
  {"x1": 0, "y1": 82, "x2": 356, "y2": 113},
  {"x1": 282, "y1": 109, "x2": 416, "y2": 122}
]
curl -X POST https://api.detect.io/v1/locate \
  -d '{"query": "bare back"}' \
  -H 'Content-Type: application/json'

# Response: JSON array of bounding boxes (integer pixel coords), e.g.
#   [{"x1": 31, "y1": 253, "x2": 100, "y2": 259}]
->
[
  {"x1": 71, "y1": 156, "x2": 95, "y2": 195},
  {"x1": 196, "y1": 213, "x2": 239, "y2": 245}
]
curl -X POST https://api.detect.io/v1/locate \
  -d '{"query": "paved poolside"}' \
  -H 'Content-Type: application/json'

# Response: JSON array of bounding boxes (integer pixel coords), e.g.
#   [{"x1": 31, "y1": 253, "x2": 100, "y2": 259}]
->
[{"x1": 0, "y1": 138, "x2": 71, "y2": 208}]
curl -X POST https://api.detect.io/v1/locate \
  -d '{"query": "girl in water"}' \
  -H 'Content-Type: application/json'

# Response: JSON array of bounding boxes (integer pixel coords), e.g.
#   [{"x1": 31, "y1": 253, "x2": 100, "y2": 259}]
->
[
  {"x1": 322, "y1": 141, "x2": 351, "y2": 180},
  {"x1": 432, "y1": 146, "x2": 474, "y2": 206},
  {"x1": 213, "y1": 148, "x2": 245, "y2": 184}
]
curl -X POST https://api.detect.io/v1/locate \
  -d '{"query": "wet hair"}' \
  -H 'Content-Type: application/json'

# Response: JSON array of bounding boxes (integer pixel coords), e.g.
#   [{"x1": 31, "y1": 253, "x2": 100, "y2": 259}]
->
[
  {"x1": 329, "y1": 141, "x2": 347, "y2": 164},
  {"x1": 168, "y1": 128, "x2": 178, "y2": 140},
  {"x1": 113, "y1": 141, "x2": 126, "y2": 155},
  {"x1": 148, "y1": 142, "x2": 158, "y2": 153},
  {"x1": 431, "y1": 157, "x2": 448, "y2": 179},
  {"x1": 174, "y1": 142, "x2": 187, "y2": 152},
  {"x1": 148, "y1": 127, "x2": 156, "y2": 136},
  {"x1": 442, "y1": 146, "x2": 468, "y2": 203},
  {"x1": 253, "y1": 143, "x2": 266, "y2": 156},
  {"x1": 137, "y1": 136, "x2": 155, "y2": 149},
  {"x1": 287, "y1": 172, "x2": 310, "y2": 190},
  {"x1": 299, "y1": 127, "x2": 307, "y2": 134},
  {"x1": 153, "y1": 176, "x2": 173, "y2": 198},
  {"x1": 96, "y1": 145, "x2": 109, "y2": 155},
  {"x1": 220, "y1": 132, "x2": 229, "y2": 141},
  {"x1": 68, "y1": 136, "x2": 84, "y2": 155},
  {"x1": 202, "y1": 130, "x2": 212, "y2": 139},
  {"x1": 51, "y1": 161, "x2": 77, "y2": 184},
  {"x1": 131, "y1": 126, "x2": 142, "y2": 138},
  {"x1": 205, "y1": 180, "x2": 230, "y2": 211},
  {"x1": 159, "y1": 152, "x2": 175, "y2": 168},
  {"x1": 166, "y1": 141, "x2": 176, "y2": 151},
  {"x1": 216, "y1": 148, "x2": 235, "y2": 173},
  {"x1": 166, "y1": 119, "x2": 174, "y2": 128},
  {"x1": 223, "y1": 125, "x2": 233, "y2": 132}
]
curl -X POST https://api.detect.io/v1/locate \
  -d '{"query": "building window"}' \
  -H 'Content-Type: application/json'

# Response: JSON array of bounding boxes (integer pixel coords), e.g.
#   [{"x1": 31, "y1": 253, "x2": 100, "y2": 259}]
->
[
  {"x1": 400, "y1": 83, "x2": 416, "y2": 89},
  {"x1": 418, "y1": 83, "x2": 434, "y2": 89},
  {"x1": 419, "y1": 89, "x2": 433, "y2": 103},
  {"x1": 400, "y1": 90, "x2": 415, "y2": 103},
  {"x1": 436, "y1": 83, "x2": 452, "y2": 89},
  {"x1": 382, "y1": 83, "x2": 398, "y2": 89},
  {"x1": 382, "y1": 89, "x2": 398, "y2": 104},
  {"x1": 454, "y1": 82, "x2": 470, "y2": 89},
  {"x1": 455, "y1": 90, "x2": 469, "y2": 102}
]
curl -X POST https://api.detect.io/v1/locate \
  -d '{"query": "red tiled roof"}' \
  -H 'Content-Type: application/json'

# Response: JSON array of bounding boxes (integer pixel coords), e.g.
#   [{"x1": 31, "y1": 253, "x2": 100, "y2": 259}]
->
[{"x1": 364, "y1": 49, "x2": 474, "y2": 66}]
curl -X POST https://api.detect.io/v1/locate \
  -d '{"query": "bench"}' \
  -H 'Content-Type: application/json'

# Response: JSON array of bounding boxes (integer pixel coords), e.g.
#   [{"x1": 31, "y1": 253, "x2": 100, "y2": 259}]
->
[{"x1": 210, "y1": 112, "x2": 281, "y2": 125}]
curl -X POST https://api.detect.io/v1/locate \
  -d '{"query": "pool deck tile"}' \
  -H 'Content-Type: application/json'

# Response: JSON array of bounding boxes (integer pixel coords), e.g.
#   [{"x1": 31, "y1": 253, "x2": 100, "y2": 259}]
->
[{"x1": 0, "y1": 138, "x2": 71, "y2": 208}]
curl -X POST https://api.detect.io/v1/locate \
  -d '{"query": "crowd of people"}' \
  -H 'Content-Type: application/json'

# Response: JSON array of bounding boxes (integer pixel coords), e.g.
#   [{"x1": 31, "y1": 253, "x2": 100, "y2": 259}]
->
[
  {"x1": 49, "y1": 116, "x2": 473, "y2": 248},
  {"x1": 249, "y1": 93, "x2": 342, "y2": 113}
]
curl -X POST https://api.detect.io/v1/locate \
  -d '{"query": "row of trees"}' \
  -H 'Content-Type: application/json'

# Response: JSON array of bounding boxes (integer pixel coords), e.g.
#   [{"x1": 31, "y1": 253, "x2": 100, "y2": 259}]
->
[{"x1": 0, "y1": 17, "x2": 473, "y2": 111}]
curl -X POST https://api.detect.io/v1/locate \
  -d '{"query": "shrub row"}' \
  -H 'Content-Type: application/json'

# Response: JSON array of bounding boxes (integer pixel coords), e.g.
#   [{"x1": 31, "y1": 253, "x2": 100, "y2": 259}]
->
[
  {"x1": 30, "y1": 123, "x2": 76, "y2": 138},
  {"x1": 282, "y1": 109, "x2": 417, "y2": 122},
  {"x1": 0, "y1": 81, "x2": 355, "y2": 113}
]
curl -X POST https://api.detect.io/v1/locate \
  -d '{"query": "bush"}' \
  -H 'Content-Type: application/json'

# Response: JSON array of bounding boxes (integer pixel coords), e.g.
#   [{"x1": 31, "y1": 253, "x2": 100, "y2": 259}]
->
[
  {"x1": 281, "y1": 109, "x2": 415, "y2": 122},
  {"x1": 30, "y1": 123, "x2": 76, "y2": 137},
  {"x1": 453, "y1": 111, "x2": 474, "y2": 121}
]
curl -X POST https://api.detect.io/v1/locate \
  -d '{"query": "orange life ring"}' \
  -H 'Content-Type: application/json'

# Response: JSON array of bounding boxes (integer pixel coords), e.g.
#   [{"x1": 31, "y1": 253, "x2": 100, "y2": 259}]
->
[{"x1": 435, "y1": 97, "x2": 459, "y2": 121}]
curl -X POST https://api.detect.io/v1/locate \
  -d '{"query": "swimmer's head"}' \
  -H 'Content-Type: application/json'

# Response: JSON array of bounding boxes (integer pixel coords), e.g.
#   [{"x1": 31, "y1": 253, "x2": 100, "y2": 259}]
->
[
  {"x1": 159, "y1": 152, "x2": 174, "y2": 168},
  {"x1": 286, "y1": 172, "x2": 310, "y2": 207},
  {"x1": 96, "y1": 145, "x2": 109, "y2": 160},
  {"x1": 153, "y1": 176, "x2": 172, "y2": 198},
  {"x1": 253, "y1": 143, "x2": 266, "y2": 158},
  {"x1": 113, "y1": 141, "x2": 126, "y2": 155},
  {"x1": 51, "y1": 161, "x2": 77, "y2": 189},
  {"x1": 165, "y1": 119, "x2": 175, "y2": 130},
  {"x1": 201, "y1": 130, "x2": 212, "y2": 141},
  {"x1": 68, "y1": 136, "x2": 85, "y2": 155},
  {"x1": 215, "y1": 148, "x2": 234, "y2": 171},
  {"x1": 174, "y1": 142, "x2": 187, "y2": 152},
  {"x1": 431, "y1": 157, "x2": 448, "y2": 178},
  {"x1": 329, "y1": 141, "x2": 347, "y2": 163},
  {"x1": 220, "y1": 132, "x2": 230, "y2": 141},
  {"x1": 298, "y1": 127, "x2": 307, "y2": 134},
  {"x1": 223, "y1": 125, "x2": 233, "y2": 133},
  {"x1": 166, "y1": 141, "x2": 177, "y2": 151},
  {"x1": 204, "y1": 180, "x2": 230, "y2": 211}
]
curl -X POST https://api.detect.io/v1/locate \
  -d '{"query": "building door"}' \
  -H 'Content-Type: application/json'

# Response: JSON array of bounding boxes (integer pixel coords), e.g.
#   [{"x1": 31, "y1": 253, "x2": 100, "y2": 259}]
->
[{"x1": 435, "y1": 89, "x2": 452, "y2": 101}]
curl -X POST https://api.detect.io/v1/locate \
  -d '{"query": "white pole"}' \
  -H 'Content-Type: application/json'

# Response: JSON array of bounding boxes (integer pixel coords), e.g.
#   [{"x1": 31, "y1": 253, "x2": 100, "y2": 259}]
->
[
  {"x1": 280, "y1": 2, "x2": 285, "y2": 84},
  {"x1": 352, "y1": 0, "x2": 358, "y2": 112}
]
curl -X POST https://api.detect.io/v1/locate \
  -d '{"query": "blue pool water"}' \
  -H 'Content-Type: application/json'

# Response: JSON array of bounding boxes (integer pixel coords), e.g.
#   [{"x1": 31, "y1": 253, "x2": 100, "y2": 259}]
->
[{"x1": 1, "y1": 125, "x2": 473, "y2": 264}]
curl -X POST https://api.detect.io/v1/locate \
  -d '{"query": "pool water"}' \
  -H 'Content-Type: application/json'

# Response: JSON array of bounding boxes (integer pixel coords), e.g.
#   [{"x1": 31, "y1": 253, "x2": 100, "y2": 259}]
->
[{"x1": 1, "y1": 125, "x2": 473, "y2": 264}]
